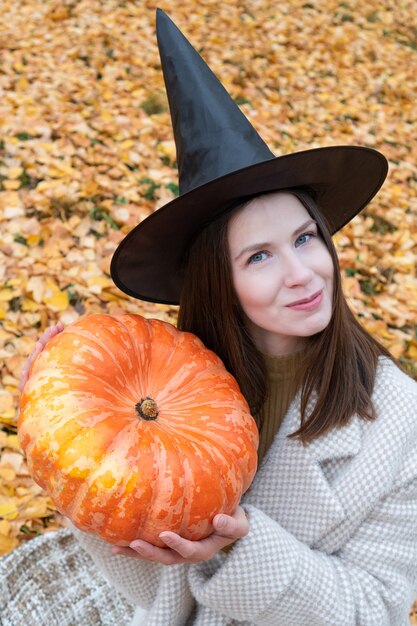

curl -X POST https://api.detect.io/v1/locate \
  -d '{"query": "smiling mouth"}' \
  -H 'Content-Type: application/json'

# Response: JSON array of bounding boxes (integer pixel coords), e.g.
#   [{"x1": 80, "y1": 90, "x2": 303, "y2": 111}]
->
[{"x1": 287, "y1": 290, "x2": 323, "y2": 307}]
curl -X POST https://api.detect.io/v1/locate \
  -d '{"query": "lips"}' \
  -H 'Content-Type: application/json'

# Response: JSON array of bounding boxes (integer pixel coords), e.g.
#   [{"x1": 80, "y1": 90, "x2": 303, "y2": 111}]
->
[{"x1": 286, "y1": 290, "x2": 323, "y2": 307}]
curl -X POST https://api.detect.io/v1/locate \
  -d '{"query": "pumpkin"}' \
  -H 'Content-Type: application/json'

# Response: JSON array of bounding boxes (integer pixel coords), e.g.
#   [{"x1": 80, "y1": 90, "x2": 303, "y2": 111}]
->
[{"x1": 18, "y1": 314, "x2": 258, "y2": 547}]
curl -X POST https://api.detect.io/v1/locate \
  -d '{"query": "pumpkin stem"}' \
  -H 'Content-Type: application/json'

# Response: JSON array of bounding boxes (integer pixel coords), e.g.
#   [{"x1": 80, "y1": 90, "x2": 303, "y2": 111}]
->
[{"x1": 136, "y1": 397, "x2": 159, "y2": 421}]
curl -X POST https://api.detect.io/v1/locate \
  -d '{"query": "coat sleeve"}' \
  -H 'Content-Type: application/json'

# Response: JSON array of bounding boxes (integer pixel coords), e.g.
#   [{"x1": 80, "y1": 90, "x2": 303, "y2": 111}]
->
[
  {"x1": 70, "y1": 524, "x2": 162, "y2": 610},
  {"x1": 71, "y1": 525, "x2": 196, "y2": 625},
  {"x1": 188, "y1": 471, "x2": 417, "y2": 625}
]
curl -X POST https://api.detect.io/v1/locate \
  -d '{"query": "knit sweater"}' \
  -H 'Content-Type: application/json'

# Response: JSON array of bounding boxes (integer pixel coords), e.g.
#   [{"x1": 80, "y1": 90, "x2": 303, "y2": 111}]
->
[{"x1": 256, "y1": 351, "x2": 303, "y2": 464}]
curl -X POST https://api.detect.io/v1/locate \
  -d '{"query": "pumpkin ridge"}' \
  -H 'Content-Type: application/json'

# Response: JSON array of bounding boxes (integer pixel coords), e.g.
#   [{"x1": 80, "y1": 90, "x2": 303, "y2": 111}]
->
[
  {"x1": 68, "y1": 316, "x2": 155, "y2": 402},
  {"x1": 53, "y1": 409, "x2": 132, "y2": 457},
  {"x1": 63, "y1": 323, "x2": 135, "y2": 385},
  {"x1": 154, "y1": 426, "x2": 190, "y2": 538},
  {"x1": 175, "y1": 436, "x2": 230, "y2": 537},
  {"x1": 153, "y1": 370, "x2": 228, "y2": 409},
  {"x1": 138, "y1": 426, "x2": 181, "y2": 540},
  {"x1": 147, "y1": 418, "x2": 236, "y2": 536},
  {"x1": 27, "y1": 370, "x2": 138, "y2": 423},
  {"x1": 69, "y1": 421, "x2": 149, "y2": 534},
  {"x1": 175, "y1": 426, "x2": 243, "y2": 508},
  {"x1": 63, "y1": 471, "x2": 92, "y2": 521},
  {"x1": 144, "y1": 329, "x2": 207, "y2": 402},
  {"x1": 171, "y1": 437, "x2": 194, "y2": 539},
  {"x1": 146, "y1": 323, "x2": 190, "y2": 400},
  {"x1": 154, "y1": 359, "x2": 241, "y2": 407},
  {"x1": 116, "y1": 314, "x2": 155, "y2": 398}
]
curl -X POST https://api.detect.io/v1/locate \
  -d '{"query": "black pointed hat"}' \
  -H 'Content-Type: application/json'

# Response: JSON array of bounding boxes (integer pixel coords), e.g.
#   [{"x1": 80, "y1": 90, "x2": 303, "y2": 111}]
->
[{"x1": 110, "y1": 9, "x2": 388, "y2": 305}]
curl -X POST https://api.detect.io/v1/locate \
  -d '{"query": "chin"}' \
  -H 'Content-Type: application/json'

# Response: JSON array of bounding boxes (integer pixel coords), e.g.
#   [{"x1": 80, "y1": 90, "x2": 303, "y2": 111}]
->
[{"x1": 304, "y1": 318, "x2": 332, "y2": 337}]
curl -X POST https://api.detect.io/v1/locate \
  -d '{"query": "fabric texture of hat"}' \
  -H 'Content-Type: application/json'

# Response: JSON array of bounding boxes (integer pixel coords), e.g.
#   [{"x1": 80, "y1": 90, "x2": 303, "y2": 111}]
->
[{"x1": 110, "y1": 9, "x2": 388, "y2": 305}]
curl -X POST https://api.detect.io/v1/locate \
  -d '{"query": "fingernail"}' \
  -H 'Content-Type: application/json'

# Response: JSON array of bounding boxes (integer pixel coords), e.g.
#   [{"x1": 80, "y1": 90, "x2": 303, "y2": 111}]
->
[
  {"x1": 130, "y1": 541, "x2": 145, "y2": 553},
  {"x1": 159, "y1": 533, "x2": 174, "y2": 545},
  {"x1": 216, "y1": 515, "x2": 226, "y2": 529}
]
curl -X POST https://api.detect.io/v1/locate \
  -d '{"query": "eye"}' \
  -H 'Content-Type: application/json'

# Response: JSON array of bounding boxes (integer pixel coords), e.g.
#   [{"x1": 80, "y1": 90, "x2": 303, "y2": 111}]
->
[
  {"x1": 248, "y1": 250, "x2": 269, "y2": 265},
  {"x1": 295, "y1": 232, "x2": 315, "y2": 247}
]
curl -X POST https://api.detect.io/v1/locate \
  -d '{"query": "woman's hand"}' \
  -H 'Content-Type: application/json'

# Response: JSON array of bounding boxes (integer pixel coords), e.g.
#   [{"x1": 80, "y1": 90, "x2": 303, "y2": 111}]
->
[
  {"x1": 19, "y1": 321, "x2": 65, "y2": 392},
  {"x1": 111, "y1": 506, "x2": 249, "y2": 565}
]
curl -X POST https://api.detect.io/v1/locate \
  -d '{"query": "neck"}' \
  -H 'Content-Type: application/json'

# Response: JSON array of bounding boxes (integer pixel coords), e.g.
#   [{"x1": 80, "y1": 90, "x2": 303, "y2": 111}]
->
[{"x1": 249, "y1": 324, "x2": 307, "y2": 357}]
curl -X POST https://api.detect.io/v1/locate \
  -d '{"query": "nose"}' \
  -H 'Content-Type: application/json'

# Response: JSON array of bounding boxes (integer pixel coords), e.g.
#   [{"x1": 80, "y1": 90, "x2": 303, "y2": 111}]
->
[{"x1": 282, "y1": 251, "x2": 314, "y2": 288}]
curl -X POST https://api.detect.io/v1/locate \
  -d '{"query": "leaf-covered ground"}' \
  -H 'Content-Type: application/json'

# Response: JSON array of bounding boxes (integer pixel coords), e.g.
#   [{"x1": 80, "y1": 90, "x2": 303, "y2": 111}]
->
[{"x1": 0, "y1": 0, "x2": 416, "y2": 617}]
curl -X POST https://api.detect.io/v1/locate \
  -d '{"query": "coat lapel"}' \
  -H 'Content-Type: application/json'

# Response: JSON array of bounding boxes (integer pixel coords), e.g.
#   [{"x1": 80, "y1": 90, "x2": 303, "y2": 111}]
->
[{"x1": 243, "y1": 393, "x2": 363, "y2": 547}]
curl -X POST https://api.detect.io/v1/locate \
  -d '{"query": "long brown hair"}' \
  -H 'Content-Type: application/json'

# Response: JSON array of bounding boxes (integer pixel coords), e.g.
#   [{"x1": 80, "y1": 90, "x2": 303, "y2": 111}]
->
[{"x1": 177, "y1": 190, "x2": 394, "y2": 444}]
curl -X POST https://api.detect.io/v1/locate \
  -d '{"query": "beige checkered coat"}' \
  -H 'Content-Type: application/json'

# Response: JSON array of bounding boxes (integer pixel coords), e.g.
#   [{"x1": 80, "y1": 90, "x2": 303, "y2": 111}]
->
[{"x1": 2, "y1": 358, "x2": 417, "y2": 625}]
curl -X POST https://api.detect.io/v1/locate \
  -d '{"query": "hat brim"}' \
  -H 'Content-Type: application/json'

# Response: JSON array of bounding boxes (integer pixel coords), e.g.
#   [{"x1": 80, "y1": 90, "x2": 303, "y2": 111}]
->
[{"x1": 110, "y1": 145, "x2": 388, "y2": 304}]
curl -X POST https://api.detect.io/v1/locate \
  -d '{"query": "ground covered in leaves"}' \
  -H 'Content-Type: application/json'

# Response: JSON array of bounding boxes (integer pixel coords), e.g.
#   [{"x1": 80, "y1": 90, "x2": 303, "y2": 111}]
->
[{"x1": 0, "y1": 0, "x2": 416, "y2": 617}]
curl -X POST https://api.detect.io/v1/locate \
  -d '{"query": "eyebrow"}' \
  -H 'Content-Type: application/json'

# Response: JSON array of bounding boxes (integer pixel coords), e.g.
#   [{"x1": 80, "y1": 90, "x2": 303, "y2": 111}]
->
[{"x1": 233, "y1": 219, "x2": 317, "y2": 261}]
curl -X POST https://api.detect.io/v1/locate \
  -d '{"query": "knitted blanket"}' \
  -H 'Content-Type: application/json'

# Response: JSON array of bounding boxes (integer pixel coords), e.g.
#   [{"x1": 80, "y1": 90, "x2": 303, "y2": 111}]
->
[{"x1": 0, "y1": 529, "x2": 134, "y2": 626}]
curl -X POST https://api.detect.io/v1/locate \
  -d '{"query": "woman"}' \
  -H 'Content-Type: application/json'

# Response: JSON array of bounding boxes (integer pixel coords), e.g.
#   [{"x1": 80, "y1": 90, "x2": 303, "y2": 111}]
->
[{"x1": 18, "y1": 10, "x2": 417, "y2": 626}]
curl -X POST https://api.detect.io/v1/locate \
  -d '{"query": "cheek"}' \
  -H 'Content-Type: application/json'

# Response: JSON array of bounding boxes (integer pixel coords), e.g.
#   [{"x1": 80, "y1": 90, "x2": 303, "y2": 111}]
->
[
  {"x1": 319, "y1": 256, "x2": 335, "y2": 314},
  {"x1": 233, "y1": 271, "x2": 276, "y2": 309},
  {"x1": 315, "y1": 247, "x2": 334, "y2": 287},
  {"x1": 325, "y1": 260, "x2": 335, "y2": 296}
]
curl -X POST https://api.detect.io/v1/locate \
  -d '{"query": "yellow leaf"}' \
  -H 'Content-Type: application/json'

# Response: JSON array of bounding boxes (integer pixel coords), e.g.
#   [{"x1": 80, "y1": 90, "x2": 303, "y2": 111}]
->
[
  {"x1": 0, "y1": 391, "x2": 14, "y2": 413},
  {"x1": 47, "y1": 163, "x2": 76, "y2": 177},
  {"x1": 363, "y1": 320, "x2": 395, "y2": 340},
  {"x1": 157, "y1": 140, "x2": 176, "y2": 159},
  {"x1": 119, "y1": 139, "x2": 134, "y2": 150},
  {"x1": 49, "y1": 6, "x2": 69, "y2": 21},
  {"x1": 87, "y1": 275, "x2": 113, "y2": 294},
  {"x1": 20, "y1": 496, "x2": 52, "y2": 519},
  {"x1": 407, "y1": 345, "x2": 417, "y2": 360},
  {"x1": 2, "y1": 179, "x2": 21, "y2": 190},
  {"x1": 44, "y1": 290, "x2": 69, "y2": 312},
  {"x1": 82, "y1": 179, "x2": 99, "y2": 196},
  {"x1": 42, "y1": 279, "x2": 69, "y2": 312},
  {"x1": 0, "y1": 410, "x2": 17, "y2": 424},
  {"x1": 389, "y1": 185, "x2": 403, "y2": 200},
  {"x1": 0, "y1": 498, "x2": 19, "y2": 520},
  {"x1": 12, "y1": 62, "x2": 25, "y2": 73},
  {"x1": 26, "y1": 234, "x2": 41, "y2": 246},
  {"x1": 0, "y1": 289, "x2": 15, "y2": 302},
  {"x1": 6, "y1": 435, "x2": 20, "y2": 450},
  {"x1": 16, "y1": 76, "x2": 29, "y2": 91},
  {"x1": 21, "y1": 297, "x2": 40, "y2": 312},
  {"x1": 37, "y1": 142, "x2": 55, "y2": 153},
  {"x1": 388, "y1": 342, "x2": 405, "y2": 359},
  {"x1": 7, "y1": 167, "x2": 23, "y2": 179},
  {"x1": 0, "y1": 533, "x2": 19, "y2": 556},
  {"x1": 7, "y1": 277, "x2": 24, "y2": 288},
  {"x1": 100, "y1": 110, "x2": 113, "y2": 123},
  {"x1": 0, "y1": 519, "x2": 11, "y2": 535},
  {"x1": 0, "y1": 467, "x2": 16, "y2": 482}
]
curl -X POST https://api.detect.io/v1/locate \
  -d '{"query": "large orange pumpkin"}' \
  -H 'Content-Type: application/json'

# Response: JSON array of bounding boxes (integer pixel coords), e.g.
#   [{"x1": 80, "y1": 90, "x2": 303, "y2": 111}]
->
[{"x1": 18, "y1": 314, "x2": 258, "y2": 547}]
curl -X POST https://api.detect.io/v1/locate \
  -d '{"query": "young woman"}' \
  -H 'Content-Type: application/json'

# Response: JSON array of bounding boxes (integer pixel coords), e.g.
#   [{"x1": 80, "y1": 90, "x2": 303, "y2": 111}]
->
[{"x1": 18, "y1": 10, "x2": 417, "y2": 626}]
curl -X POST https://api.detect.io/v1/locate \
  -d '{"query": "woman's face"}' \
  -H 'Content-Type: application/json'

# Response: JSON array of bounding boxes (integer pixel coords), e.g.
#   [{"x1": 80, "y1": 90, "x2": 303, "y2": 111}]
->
[{"x1": 228, "y1": 192, "x2": 334, "y2": 356}]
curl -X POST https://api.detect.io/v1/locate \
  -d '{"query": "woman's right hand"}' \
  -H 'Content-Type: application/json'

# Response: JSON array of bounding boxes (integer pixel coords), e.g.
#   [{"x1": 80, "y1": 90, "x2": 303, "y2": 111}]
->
[{"x1": 19, "y1": 321, "x2": 65, "y2": 392}]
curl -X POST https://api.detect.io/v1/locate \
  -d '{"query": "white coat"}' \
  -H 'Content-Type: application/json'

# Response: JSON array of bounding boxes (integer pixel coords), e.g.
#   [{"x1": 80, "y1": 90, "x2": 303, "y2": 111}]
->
[
  {"x1": 1, "y1": 358, "x2": 416, "y2": 625},
  {"x1": 73, "y1": 358, "x2": 417, "y2": 625}
]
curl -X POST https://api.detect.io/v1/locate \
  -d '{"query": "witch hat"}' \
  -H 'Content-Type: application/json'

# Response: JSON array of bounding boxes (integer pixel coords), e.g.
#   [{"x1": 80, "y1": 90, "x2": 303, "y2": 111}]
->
[{"x1": 110, "y1": 9, "x2": 388, "y2": 305}]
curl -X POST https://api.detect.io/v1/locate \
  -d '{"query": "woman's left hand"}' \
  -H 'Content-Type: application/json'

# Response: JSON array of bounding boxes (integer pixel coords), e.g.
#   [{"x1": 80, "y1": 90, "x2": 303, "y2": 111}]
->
[{"x1": 111, "y1": 506, "x2": 249, "y2": 565}]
